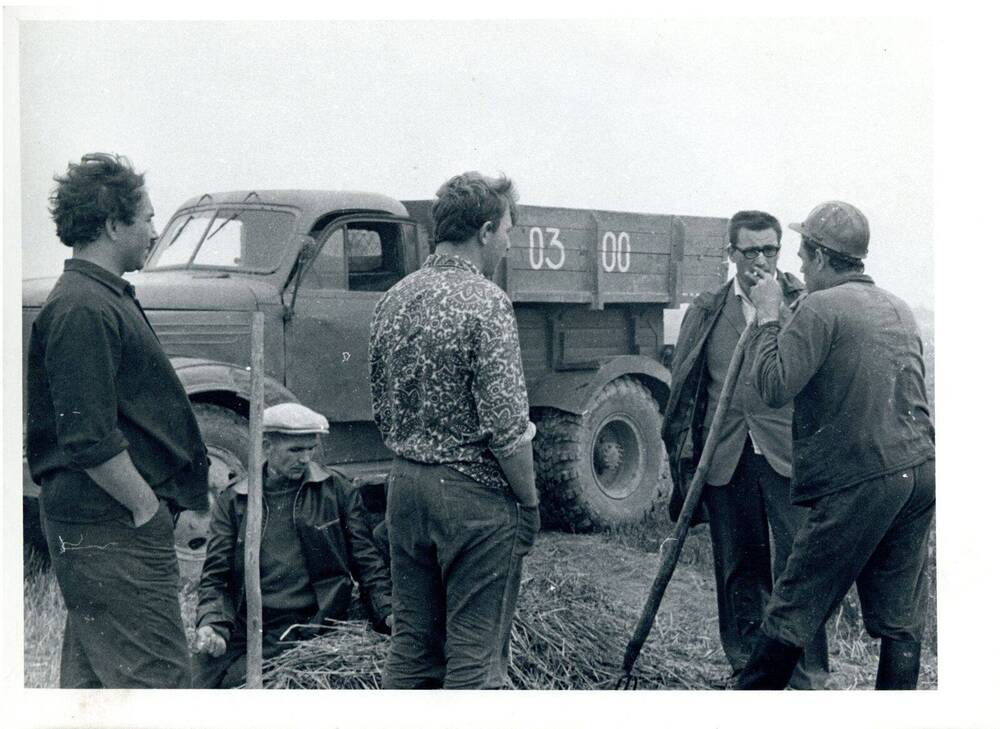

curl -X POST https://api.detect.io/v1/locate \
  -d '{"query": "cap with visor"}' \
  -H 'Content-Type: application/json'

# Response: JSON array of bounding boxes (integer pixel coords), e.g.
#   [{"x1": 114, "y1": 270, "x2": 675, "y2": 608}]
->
[
  {"x1": 262, "y1": 402, "x2": 329, "y2": 435},
  {"x1": 790, "y1": 201, "x2": 870, "y2": 260}
]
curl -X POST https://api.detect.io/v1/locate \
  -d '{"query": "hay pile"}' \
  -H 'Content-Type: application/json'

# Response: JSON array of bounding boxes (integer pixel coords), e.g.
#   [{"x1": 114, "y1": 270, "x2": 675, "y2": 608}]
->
[
  {"x1": 262, "y1": 621, "x2": 386, "y2": 689},
  {"x1": 506, "y1": 572, "x2": 714, "y2": 689},
  {"x1": 260, "y1": 539, "x2": 720, "y2": 690}
]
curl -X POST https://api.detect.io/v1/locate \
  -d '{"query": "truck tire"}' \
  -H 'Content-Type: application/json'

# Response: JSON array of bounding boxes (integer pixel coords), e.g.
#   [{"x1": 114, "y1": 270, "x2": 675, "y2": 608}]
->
[
  {"x1": 533, "y1": 377, "x2": 668, "y2": 531},
  {"x1": 174, "y1": 404, "x2": 249, "y2": 578}
]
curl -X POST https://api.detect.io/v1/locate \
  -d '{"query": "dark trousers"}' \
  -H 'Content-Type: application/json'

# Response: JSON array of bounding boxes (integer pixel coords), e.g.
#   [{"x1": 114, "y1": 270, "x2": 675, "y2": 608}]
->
[
  {"x1": 702, "y1": 441, "x2": 830, "y2": 688},
  {"x1": 382, "y1": 458, "x2": 533, "y2": 689},
  {"x1": 762, "y1": 459, "x2": 935, "y2": 648},
  {"x1": 192, "y1": 605, "x2": 315, "y2": 688},
  {"x1": 41, "y1": 500, "x2": 191, "y2": 688}
]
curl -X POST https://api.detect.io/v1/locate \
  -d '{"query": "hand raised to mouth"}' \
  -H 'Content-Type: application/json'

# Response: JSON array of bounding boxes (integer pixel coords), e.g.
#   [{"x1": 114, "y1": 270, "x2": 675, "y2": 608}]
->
[{"x1": 748, "y1": 275, "x2": 782, "y2": 324}]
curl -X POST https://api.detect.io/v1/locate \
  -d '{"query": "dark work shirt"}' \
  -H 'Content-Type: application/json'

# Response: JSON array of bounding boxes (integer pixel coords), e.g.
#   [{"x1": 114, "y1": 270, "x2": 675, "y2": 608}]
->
[
  {"x1": 369, "y1": 254, "x2": 534, "y2": 491},
  {"x1": 749, "y1": 274, "x2": 935, "y2": 503},
  {"x1": 26, "y1": 258, "x2": 208, "y2": 522},
  {"x1": 260, "y1": 479, "x2": 316, "y2": 611}
]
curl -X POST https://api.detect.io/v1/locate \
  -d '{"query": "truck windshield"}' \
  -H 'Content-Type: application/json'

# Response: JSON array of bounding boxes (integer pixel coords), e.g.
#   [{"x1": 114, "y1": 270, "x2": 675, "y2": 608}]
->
[{"x1": 145, "y1": 208, "x2": 295, "y2": 272}]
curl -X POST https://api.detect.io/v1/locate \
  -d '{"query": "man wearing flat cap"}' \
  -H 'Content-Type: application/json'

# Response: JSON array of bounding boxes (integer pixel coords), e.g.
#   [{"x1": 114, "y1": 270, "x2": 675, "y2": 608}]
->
[
  {"x1": 191, "y1": 403, "x2": 393, "y2": 688},
  {"x1": 736, "y1": 201, "x2": 935, "y2": 690}
]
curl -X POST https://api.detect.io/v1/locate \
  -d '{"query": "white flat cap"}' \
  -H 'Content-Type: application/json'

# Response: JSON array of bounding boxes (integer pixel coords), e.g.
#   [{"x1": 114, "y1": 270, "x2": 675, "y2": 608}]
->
[{"x1": 263, "y1": 402, "x2": 329, "y2": 435}]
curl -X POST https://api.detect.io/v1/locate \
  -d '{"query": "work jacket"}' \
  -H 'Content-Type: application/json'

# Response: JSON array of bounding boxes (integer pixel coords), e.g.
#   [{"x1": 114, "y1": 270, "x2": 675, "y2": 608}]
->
[
  {"x1": 749, "y1": 273, "x2": 935, "y2": 503},
  {"x1": 195, "y1": 462, "x2": 392, "y2": 642},
  {"x1": 662, "y1": 272, "x2": 805, "y2": 523}
]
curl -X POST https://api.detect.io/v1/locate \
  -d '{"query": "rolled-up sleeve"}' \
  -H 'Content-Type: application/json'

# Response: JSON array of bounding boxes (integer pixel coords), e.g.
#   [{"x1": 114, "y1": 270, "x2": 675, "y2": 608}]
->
[
  {"x1": 471, "y1": 293, "x2": 533, "y2": 458},
  {"x1": 43, "y1": 304, "x2": 129, "y2": 468},
  {"x1": 751, "y1": 302, "x2": 832, "y2": 408}
]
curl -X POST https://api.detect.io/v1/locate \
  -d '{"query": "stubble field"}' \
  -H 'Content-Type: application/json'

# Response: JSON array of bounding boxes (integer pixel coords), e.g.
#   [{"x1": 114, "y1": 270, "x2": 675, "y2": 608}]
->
[
  {"x1": 23, "y1": 515, "x2": 937, "y2": 690},
  {"x1": 23, "y1": 319, "x2": 937, "y2": 690}
]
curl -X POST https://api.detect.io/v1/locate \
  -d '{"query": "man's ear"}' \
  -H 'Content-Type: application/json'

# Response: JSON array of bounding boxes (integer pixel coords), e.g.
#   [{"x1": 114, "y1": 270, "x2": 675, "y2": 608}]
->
[
  {"x1": 478, "y1": 219, "x2": 494, "y2": 245},
  {"x1": 104, "y1": 217, "x2": 119, "y2": 241}
]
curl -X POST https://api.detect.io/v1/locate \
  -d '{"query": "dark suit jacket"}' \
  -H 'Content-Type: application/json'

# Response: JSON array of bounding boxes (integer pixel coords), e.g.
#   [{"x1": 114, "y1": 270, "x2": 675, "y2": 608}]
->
[{"x1": 662, "y1": 272, "x2": 804, "y2": 523}]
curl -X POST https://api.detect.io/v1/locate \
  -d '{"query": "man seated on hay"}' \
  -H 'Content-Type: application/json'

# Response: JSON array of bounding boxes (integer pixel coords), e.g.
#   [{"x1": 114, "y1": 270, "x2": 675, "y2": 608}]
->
[{"x1": 191, "y1": 403, "x2": 393, "y2": 689}]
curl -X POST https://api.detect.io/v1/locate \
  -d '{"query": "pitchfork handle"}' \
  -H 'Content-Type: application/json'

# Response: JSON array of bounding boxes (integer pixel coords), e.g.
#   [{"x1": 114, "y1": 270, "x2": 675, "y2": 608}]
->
[{"x1": 621, "y1": 322, "x2": 756, "y2": 679}]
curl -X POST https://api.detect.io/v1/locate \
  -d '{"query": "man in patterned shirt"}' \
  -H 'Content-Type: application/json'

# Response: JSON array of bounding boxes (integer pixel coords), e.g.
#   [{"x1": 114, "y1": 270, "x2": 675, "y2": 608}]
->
[{"x1": 369, "y1": 171, "x2": 540, "y2": 689}]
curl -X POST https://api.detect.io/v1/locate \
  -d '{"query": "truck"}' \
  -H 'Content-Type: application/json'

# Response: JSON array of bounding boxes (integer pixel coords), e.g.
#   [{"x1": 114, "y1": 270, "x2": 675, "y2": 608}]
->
[{"x1": 22, "y1": 189, "x2": 728, "y2": 570}]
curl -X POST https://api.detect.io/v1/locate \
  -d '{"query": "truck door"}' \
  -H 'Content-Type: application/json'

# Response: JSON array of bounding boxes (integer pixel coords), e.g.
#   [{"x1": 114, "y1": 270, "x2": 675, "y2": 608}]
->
[{"x1": 284, "y1": 217, "x2": 416, "y2": 425}]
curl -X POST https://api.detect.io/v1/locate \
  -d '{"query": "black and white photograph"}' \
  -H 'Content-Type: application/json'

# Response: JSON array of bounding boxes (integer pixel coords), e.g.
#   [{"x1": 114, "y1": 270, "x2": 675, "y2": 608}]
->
[{"x1": 2, "y1": 6, "x2": 995, "y2": 729}]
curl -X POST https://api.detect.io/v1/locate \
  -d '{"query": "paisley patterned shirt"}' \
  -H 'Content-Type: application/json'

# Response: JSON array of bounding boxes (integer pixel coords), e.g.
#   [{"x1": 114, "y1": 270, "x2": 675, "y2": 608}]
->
[{"x1": 369, "y1": 253, "x2": 535, "y2": 490}]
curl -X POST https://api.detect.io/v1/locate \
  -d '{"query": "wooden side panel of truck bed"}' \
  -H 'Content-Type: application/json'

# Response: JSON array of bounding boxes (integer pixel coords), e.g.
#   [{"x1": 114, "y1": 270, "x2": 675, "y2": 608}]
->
[{"x1": 403, "y1": 200, "x2": 728, "y2": 309}]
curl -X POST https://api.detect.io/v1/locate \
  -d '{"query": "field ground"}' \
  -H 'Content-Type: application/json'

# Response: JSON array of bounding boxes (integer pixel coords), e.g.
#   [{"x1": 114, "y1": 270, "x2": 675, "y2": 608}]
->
[
  {"x1": 23, "y1": 515, "x2": 937, "y2": 690},
  {"x1": 22, "y1": 306, "x2": 937, "y2": 690}
]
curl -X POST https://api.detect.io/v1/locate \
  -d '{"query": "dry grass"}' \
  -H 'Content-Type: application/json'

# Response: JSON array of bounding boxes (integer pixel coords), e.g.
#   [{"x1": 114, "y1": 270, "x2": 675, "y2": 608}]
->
[
  {"x1": 604, "y1": 499, "x2": 938, "y2": 690},
  {"x1": 509, "y1": 565, "x2": 720, "y2": 689},
  {"x1": 23, "y1": 553, "x2": 65, "y2": 689},
  {"x1": 525, "y1": 531, "x2": 731, "y2": 688},
  {"x1": 258, "y1": 537, "x2": 723, "y2": 690},
  {"x1": 23, "y1": 510, "x2": 937, "y2": 690},
  {"x1": 261, "y1": 621, "x2": 386, "y2": 689}
]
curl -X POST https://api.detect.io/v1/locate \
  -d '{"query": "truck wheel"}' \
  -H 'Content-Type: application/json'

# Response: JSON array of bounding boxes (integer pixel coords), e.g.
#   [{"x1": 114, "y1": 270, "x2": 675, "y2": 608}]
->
[
  {"x1": 534, "y1": 377, "x2": 668, "y2": 531},
  {"x1": 174, "y1": 404, "x2": 249, "y2": 578}
]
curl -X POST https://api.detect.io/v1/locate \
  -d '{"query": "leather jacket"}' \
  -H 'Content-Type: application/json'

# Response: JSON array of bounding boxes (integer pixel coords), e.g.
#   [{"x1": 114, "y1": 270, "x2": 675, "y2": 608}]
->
[
  {"x1": 662, "y1": 272, "x2": 805, "y2": 523},
  {"x1": 195, "y1": 462, "x2": 392, "y2": 642}
]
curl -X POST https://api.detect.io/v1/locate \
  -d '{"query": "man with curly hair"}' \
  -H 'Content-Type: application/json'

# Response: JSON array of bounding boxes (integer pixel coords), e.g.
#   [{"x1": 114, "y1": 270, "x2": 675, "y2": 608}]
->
[
  {"x1": 369, "y1": 172, "x2": 540, "y2": 688},
  {"x1": 26, "y1": 153, "x2": 208, "y2": 688}
]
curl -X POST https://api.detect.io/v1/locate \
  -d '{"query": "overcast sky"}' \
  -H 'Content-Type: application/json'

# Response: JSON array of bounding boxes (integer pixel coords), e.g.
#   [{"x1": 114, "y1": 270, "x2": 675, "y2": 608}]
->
[
  {"x1": 9, "y1": 13, "x2": 1000, "y2": 726},
  {"x1": 16, "y1": 18, "x2": 933, "y2": 308}
]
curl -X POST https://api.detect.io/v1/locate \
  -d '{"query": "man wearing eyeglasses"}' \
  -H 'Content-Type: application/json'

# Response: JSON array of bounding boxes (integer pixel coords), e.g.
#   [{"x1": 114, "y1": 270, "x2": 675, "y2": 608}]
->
[{"x1": 663, "y1": 210, "x2": 829, "y2": 689}]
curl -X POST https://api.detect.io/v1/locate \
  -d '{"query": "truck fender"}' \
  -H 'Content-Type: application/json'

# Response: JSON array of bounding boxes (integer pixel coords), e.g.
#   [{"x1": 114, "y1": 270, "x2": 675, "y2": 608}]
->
[
  {"x1": 170, "y1": 356, "x2": 298, "y2": 407},
  {"x1": 527, "y1": 355, "x2": 672, "y2": 416}
]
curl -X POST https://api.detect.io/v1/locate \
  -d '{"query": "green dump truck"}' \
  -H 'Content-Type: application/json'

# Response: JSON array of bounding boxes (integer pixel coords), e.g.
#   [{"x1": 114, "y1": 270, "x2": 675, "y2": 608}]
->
[{"x1": 22, "y1": 189, "x2": 727, "y2": 569}]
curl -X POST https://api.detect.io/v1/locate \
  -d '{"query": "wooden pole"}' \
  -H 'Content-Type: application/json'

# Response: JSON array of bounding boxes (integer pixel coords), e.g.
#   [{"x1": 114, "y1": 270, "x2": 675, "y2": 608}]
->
[
  {"x1": 621, "y1": 322, "x2": 755, "y2": 681},
  {"x1": 244, "y1": 312, "x2": 265, "y2": 688}
]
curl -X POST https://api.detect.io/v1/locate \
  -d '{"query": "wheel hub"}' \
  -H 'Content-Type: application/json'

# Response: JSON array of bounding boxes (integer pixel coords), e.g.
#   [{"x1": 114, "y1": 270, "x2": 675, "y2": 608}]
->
[
  {"x1": 595, "y1": 438, "x2": 625, "y2": 474},
  {"x1": 591, "y1": 415, "x2": 644, "y2": 500}
]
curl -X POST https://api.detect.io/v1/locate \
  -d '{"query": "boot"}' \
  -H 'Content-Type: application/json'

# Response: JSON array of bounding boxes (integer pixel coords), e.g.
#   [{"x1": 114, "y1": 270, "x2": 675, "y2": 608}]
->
[
  {"x1": 735, "y1": 634, "x2": 803, "y2": 690},
  {"x1": 875, "y1": 639, "x2": 921, "y2": 690}
]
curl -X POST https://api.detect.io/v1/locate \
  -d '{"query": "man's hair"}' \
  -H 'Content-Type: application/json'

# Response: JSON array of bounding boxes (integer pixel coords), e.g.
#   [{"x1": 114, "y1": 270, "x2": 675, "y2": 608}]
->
[
  {"x1": 430, "y1": 172, "x2": 518, "y2": 245},
  {"x1": 728, "y1": 210, "x2": 782, "y2": 247},
  {"x1": 802, "y1": 237, "x2": 865, "y2": 273},
  {"x1": 49, "y1": 153, "x2": 146, "y2": 248}
]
